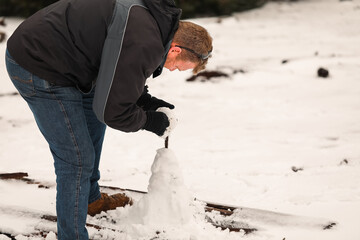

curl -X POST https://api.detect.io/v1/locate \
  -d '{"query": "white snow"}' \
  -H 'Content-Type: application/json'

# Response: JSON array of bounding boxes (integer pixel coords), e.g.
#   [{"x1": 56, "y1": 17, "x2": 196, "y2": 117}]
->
[{"x1": 1, "y1": 0, "x2": 360, "y2": 239}]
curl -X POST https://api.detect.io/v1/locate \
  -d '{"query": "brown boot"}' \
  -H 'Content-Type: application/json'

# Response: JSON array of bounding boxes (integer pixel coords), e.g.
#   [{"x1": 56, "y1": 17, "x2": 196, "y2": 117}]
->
[{"x1": 87, "y1": 193, "x2": 133, "y2": 216}]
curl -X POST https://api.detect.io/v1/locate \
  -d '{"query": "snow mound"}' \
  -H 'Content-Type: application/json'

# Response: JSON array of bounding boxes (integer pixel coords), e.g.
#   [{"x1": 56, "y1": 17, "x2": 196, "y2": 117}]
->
[{"x1": 126, "y1": 148, "x2": 194, "y2": 226}]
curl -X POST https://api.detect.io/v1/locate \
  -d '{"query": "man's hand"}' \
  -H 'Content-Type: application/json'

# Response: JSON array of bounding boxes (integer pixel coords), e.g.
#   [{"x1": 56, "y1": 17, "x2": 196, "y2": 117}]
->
[
  {"x1": 143, "y1": 108, "x2": 178, "y2": 138},
  {"x1": 137, "y1": 86, "x2": 175, "y2": 111},
  {"x1": 145, "y1": 96, "x2": 174, "y2": 111},
  {"x1": 156, "y1": 107, "x2": 178, "y2": 139}
]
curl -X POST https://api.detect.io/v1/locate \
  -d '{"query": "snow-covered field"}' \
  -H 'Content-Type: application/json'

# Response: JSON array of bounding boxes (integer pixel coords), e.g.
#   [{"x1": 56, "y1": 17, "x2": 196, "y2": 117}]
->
[{"x1": 1, "y1": 0, "x2": 360, "y2": 239}]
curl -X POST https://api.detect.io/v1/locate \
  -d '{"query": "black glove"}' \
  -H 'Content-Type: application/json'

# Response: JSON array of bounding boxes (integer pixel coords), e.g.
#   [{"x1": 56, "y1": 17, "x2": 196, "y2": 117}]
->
[
  {"x1": 137, "y1": 86, "x2": 175, "y2": 111},
  {"x1": 143, "y1": 111, "x2": 169, "y2": 136}
]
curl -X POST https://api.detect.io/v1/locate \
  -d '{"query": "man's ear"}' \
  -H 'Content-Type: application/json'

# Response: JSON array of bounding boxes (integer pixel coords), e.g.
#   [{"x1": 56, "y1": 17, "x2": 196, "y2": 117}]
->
[{"x1": 168, "y1": 45, "x2": 182, "y2": 55}]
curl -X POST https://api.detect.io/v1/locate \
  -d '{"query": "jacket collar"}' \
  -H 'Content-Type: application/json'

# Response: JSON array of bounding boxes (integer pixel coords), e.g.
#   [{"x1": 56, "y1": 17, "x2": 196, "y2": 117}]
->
[
  {"x1": 143, "y1": 0, "x2": 181, "y2": 78},
  {"x1": 143, "y1": 0, "x2": 182, "y2": 45}
]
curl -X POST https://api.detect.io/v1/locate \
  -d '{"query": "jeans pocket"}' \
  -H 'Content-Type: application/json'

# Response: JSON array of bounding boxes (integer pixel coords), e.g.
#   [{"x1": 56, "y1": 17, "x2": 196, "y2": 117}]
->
[{"x1": 5, "y1": 54, "x2": 36, "y2": 97}]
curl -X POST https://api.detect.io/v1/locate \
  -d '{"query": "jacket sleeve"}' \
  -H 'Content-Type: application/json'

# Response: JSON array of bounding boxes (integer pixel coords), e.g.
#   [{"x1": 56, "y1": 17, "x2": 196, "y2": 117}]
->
[{"x1": 93, "y1": 5, "x2": 164, "y2": 132}]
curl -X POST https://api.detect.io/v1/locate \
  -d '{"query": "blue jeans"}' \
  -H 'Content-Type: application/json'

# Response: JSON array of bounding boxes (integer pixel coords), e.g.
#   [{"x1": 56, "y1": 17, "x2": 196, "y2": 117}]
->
[{"x1": 5, "y1": 49, "x2": 106, "y2": 240}]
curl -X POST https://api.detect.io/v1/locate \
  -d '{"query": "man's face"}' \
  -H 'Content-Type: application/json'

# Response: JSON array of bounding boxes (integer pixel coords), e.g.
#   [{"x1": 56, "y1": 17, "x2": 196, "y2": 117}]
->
[
  {"x1": 164, "y1": 57, "x2": 197, "y2": 72},
  {"x1": 164, "y1": 45, "x2": 197, "y2": 72}
]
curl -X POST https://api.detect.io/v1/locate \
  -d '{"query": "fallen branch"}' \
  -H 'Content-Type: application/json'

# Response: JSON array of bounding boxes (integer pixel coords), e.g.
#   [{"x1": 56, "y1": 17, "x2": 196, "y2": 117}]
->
[
  {"x1": 0, "y1": 32, "x2": 6, "y2": 43},
  {"x1": 0, "y1": 172, "x2": 28, "y2": 179},
  {"x1": 41, "y1": 214, "x2": 119, "y2": 232},
  {"x1": 0, "y1": 172, "x2": 51, "y2": 189},
  {"x1": 0, "y1": 17, "x2": 5, "y2": 26},
  {"x1": 0, "y1": 172, "x2": 336, "y2": 233}
]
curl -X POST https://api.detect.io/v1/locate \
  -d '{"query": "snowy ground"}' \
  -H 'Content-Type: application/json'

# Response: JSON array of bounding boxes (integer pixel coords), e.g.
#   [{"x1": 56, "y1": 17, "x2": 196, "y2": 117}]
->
[{"x1": 1, "y1": 0, "x2": 360, "y2": 239}]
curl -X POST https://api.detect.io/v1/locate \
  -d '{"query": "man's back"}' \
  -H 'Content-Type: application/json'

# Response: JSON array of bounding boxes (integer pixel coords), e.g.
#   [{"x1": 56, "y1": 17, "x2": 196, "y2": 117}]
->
[{"x1": 7, "y1": 0, "x2": 115, "y2": 92}]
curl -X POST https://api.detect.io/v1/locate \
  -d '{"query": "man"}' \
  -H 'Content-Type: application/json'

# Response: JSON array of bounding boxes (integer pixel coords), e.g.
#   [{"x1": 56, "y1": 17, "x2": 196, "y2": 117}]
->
[{"x1": 5, "y1": 0, "x2": 212, "y2": 239}]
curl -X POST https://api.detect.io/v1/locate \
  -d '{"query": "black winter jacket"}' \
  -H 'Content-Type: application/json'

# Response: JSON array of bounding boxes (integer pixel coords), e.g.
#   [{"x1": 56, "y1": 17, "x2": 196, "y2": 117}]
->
[{"x1": 7, "y1": 0, "x2": 181, "y2": 132}]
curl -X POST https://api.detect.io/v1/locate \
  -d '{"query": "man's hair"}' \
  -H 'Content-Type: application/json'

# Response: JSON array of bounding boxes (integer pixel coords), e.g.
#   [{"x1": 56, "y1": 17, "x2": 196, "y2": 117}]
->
[{"x1": 173, "y1": 21, "x2": 213, "y2": 74}]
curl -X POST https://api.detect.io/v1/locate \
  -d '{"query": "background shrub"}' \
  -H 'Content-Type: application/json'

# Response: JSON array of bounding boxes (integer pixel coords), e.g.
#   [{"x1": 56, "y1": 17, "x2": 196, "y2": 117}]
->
[
  {"x1": 175, "y1": 0, "x2": 267, "y2": 19},
  {"x1": 0, "y1": 0, "x2": 58, "y2": 17},
  {"x1": 0, "y1": 0, "x2": 268, "y2": 18}
]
